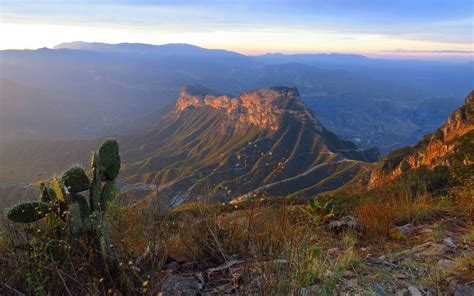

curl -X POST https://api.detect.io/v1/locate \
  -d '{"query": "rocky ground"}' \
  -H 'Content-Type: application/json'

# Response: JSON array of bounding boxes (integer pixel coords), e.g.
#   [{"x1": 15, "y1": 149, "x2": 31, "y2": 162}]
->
[{"x1": 155, "y1": 215, "x2": 473, "y2": 295}]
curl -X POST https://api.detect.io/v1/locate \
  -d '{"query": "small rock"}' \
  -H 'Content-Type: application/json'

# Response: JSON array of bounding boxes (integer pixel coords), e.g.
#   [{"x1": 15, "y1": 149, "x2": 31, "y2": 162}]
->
[
  {"x1": 454, "y1": 284, "x2": 474, "y2": 296},
  {"x1": 366, "y1": 256, "x2": 398, "y2": 268},
  {"x1": 273, "y1": 259, "x2": 289, "y2": 264},
  {"x1": 404, "y1": 242, "x2": 448, "y2": 257},
  {"x1": 346, "y1": 279, "x2": 359, "y2": 289},
  {"x1": 162, "y1": 274, "x2": 202, "y2": 296},
  {"x1": 390, "y1": 223, "x2": 416, "y2": 240},
  {"x1": 449, "y1": 279, "x2": 459, "y2": 292},
  {"x1": 436, "y1": 259, "x2": 454, "y2": 270},
  {"x1": 443, "y1": 237, "x2": 457, "y2": 248},
  {"x1": 408, "y1": 286, "x2": 422, "y2": 296},
  {"x1": 206, "y1": 258, "x2": 243, "y2": 274},
  {"x1": 372, "y1": 282, "x2": 390, "y2": 296},
  {"x1": 293, "y1": 285, "x2": 322, "y2": 296},
  {"x1": 418, "y1": 243, "x2": 448, "y2": 257},
  {"x1": 324, "y1": 270, "x2": 335, "y2": 278},
  {"x1": 327, "y1": 215, "x2": 359, "y2": 232},
  {"x1": 397, "y1": 224, "x2": 415, "y2": 235},
  {"x1": 396, "y1": 288, "x2": 409, "y2": 296},
  {"x1": 342, "y1": 270, "x2": 356, "y2": 278},
  {"x1": 395, "y1": 272, "x2": 409, "y2": 279}
]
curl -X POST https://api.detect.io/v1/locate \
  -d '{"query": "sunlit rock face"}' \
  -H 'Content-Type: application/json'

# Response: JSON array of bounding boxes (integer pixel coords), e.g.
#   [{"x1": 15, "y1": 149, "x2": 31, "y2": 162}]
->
[
  {"x1": 370, "y1": 91, "x2": 474, "y2": 187},
  {"x1": 174, "y1": 85, "x2": 321, "y2": 132}
]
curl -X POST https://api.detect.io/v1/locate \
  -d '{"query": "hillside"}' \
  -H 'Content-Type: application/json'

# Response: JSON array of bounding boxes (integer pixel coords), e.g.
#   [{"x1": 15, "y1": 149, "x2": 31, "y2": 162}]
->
[
  {"x1": 370, "y1": 90, "x2": 474, "y2": 187},
  {"x1": 119, "y1": 85, "x2": 377, "y2": 208}
]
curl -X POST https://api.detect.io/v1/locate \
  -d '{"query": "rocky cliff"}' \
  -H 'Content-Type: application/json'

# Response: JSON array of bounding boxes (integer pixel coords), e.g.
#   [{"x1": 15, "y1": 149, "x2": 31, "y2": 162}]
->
[
  {"x1": 370, "y1": 90, "x2": 474, "y2": 187},
  {"x1": 172, "y1": 85, "x2": 321, "y2": 132}
]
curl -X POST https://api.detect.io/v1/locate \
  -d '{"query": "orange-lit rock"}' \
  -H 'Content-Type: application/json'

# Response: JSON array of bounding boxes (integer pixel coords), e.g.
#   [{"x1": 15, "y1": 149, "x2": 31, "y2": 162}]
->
[
  {"x1": 173, "y1": 85, "x2": 317, "y2": 132},
  {"x1": 370, "y1": 91, "x2": 473, "y2": 187}
]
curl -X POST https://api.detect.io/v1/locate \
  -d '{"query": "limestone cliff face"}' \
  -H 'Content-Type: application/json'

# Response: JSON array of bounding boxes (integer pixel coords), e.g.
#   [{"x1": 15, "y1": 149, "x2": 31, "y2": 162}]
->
[
  {"x1": 173, "y1": 85, "x2": 322, "y2": 132},
  {"x1": 370, "y1": 91, "x2": 474, "y2": 187}
]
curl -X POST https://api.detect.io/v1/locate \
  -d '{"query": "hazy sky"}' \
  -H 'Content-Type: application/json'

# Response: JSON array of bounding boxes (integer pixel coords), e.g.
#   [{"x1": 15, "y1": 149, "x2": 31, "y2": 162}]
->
[{"x1": 1, "y1": 0, "x2": 473, "y2": 59}]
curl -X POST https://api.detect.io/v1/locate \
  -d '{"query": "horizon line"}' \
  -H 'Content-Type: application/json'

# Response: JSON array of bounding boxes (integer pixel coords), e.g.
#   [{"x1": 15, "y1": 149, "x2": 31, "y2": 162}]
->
[{"x1": 1, "y1": 40, "x2": 473, "y2": 62}]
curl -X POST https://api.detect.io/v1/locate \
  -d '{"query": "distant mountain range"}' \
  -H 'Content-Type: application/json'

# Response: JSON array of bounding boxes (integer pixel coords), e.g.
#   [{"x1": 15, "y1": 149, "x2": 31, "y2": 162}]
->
[{"x1": 1, "y1": 42, "x2": 473, "y2": 152}]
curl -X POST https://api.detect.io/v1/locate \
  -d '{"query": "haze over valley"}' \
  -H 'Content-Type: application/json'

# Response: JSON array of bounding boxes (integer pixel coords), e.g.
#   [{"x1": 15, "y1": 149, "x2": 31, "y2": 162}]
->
[{"x1": 1, "y1": 42, "x2": 472, "y2": 151}]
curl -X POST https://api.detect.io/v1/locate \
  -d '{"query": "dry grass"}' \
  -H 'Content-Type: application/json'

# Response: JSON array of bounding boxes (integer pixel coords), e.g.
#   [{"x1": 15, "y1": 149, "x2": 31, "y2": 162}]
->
[
  {"x1": 1, "y1": 176, "x2": 472, "y2": 295},
  {"x1": 354, "y1": 181, "x2": 442, "y2": 239}
]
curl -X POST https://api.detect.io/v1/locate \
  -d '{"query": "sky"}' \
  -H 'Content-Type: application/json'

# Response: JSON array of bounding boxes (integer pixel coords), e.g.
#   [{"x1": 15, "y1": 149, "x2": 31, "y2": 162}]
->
[{"x1": 1, "y1": 0, "x2": 473, "y2": 60}]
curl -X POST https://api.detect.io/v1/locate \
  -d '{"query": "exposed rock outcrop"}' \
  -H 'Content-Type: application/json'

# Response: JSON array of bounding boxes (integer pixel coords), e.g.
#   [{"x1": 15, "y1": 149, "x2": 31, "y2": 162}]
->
[
  {"x1": 370, "y1": 91, "x2": 474, "y2": 187},
  {"x1": 173, "y1": 85, "x2": 321, "y2": 132}
]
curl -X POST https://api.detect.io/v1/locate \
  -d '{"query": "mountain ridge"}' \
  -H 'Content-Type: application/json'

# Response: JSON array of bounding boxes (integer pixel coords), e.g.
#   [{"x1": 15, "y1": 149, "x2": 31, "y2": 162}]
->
[
  {"x1": 370, "y1": 90, "x2": 474, "y2": 187},
  {"x1": 119, "y1": 85, "x2": 378, "y2": 208},
  {"x1": 171, "y1": 85, "x2": 317, "y2": 132}
]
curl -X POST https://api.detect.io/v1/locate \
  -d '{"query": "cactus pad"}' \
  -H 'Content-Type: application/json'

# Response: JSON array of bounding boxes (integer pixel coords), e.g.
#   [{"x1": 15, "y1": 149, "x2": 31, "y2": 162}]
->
[
  {"x1": 98, "y1": 139, "x2": 121, "y2": 181},
  {"x1": 90, "y1": 153, "x2": 102, "y2": 211},
  {"x1": 70, "y1": 194, "x2": 91, "y2": 218},
  {"x1": 62, "y1": 167, "x2": 91, "y2": 194},
  {"x1": 7, "y1": 201, "x2": 52, "y2": 223},
  {"x1": 68, "y1": 195, "x2": 92, "y2": 235},
  {"x1": 100, "y1": 181, "x2": 119, "y2": 211}
]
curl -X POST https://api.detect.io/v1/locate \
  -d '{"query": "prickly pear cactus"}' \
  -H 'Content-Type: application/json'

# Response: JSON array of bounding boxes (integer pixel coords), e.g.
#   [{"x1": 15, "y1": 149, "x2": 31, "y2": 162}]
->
[
  {"x1": 5, "y1": 139, "x2": 127, "y2": 293},
  {"x1": 5, "y1": 139, "x2": 122, "y2": 234},
  {"x1": 7, "y1": 201, "x2": 52, "y2": 223},
  {"x1": 61, "y1": 166, "x2": 91, "y2": 194}
]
